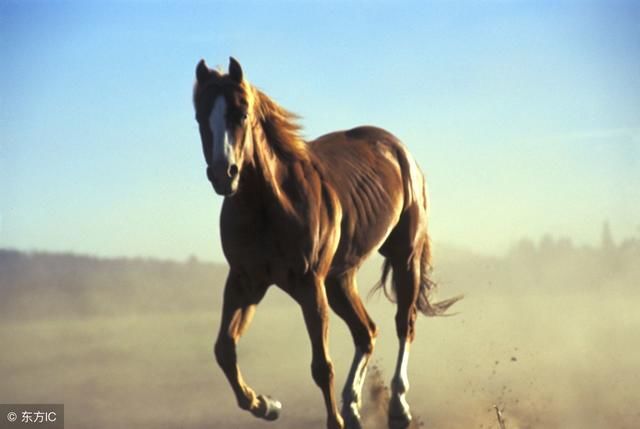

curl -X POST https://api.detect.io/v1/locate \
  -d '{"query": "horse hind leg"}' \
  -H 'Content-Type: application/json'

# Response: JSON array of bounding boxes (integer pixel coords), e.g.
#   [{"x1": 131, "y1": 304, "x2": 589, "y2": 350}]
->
[
  {"x1": 326, "y1": 271, "x2": 377, "y2": 429},
  {"x1": 386, "y1": 254, "x2": 421, "y2": 429}
]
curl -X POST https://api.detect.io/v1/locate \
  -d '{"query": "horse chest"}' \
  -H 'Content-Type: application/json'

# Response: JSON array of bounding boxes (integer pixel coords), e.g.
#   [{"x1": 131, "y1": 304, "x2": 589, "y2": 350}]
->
[{"x1": 220, "y1": 200, "x2": 308, "y2": 283}]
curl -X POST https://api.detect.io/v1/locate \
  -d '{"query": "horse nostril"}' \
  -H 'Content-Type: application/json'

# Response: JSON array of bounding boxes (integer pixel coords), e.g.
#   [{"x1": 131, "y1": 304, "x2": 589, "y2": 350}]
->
[{"x1": 228, "y1": 164, "x2": 239, "y2": 179}]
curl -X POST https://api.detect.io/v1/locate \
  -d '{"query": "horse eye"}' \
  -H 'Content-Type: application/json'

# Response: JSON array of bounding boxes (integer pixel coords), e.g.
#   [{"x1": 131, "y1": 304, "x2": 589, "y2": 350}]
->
[{"x1": 240, "y1": 112, "x2": 248, "y2": 122}]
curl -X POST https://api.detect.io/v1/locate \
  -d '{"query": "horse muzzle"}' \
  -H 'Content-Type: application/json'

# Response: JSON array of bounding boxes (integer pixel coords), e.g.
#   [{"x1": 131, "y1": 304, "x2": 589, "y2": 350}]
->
[{"x1": 207, "y1": 165, "x2": 239, "y2": 196}]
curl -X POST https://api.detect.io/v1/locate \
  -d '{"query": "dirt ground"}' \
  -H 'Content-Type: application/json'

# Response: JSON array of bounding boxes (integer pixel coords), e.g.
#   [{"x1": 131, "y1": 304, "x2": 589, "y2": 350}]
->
[{"x1": 1, "y1": 240, "x2": 638, "y2": 428}]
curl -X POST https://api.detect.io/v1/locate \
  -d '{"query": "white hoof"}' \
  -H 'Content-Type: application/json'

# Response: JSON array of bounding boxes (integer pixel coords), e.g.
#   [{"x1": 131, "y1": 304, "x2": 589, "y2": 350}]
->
[{"x1": 255, "y1": 395, "x2": 281, "y2": 421}]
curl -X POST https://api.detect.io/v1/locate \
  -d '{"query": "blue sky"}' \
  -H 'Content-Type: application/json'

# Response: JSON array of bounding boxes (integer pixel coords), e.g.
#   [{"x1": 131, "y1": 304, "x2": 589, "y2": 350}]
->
[{"x1": 1, "y1": 0, "x2": 639, "y2": 261}]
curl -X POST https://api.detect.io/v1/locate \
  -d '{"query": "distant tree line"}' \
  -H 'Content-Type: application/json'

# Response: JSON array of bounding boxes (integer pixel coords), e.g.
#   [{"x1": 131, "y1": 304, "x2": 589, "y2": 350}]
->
[
  {"x1": 0, "y1": 250, "x2": 228, "y2": 321},
  {"x1": 1, "y1": 224, "x2": 638, "y2": 320}
]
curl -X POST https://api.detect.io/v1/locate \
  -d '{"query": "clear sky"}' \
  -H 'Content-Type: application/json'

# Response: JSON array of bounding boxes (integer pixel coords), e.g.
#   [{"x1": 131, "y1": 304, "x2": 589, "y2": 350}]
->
[{"x1": 1, "y1": 0, "x2": 639, "y2": 261}]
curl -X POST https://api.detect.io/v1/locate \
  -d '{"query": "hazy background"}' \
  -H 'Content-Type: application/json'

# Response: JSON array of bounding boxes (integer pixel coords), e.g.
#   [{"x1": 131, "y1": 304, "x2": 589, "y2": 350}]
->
[
  {"x1": 1, "y1": 1, "x2": 639, "y2": 428},
  {"x1": 1, "y1": 0, "x2": 638, "y2": 260},
  {"x1": 1, "y1": 234, "x2": 639, "y2": 429}
]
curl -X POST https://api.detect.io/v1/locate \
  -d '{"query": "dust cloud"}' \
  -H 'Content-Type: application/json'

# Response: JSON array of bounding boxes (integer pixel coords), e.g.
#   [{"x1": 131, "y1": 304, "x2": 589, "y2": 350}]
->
[{"x1": 1, "y1": 228, "x2": 639, "y2": 428}]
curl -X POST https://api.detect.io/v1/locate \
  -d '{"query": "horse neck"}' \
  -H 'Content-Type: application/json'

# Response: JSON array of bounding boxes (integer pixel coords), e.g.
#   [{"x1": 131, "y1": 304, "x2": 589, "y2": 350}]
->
[{"x1": 241, "y1": 111, "x2": 308, "y2": 217}]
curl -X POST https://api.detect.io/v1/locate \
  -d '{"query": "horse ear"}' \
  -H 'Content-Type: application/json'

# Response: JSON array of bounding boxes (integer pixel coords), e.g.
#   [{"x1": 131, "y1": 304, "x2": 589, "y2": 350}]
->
[
  {"x1": 229, "y1": 57, "x2": 243, "y2": 83},
  {"x1": 196, "y1": 59, "x2": 218, "y2": 83}
]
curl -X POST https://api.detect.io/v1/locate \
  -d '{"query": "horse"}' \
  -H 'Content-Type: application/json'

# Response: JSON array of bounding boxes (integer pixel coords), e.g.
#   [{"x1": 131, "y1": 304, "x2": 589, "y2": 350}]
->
[{"x1": 193, "y1": 57, "x2": 461, "y2": 429}]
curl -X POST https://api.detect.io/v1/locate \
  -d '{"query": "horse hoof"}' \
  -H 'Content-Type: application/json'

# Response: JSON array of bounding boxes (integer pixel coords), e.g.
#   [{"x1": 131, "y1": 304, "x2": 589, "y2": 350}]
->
[
  {"x1": 342, "y1": 408, "x2": 363, "y2": 429},
  {"x1": 257, "y1": 394, "x2": 282, "y2": 421},
  {"x1": 388, "y1": 412, "x2": 412, "y2": 429},
  {"x1": 388, "y1": 394, "x2": 411, "y2": 429},
  {"x1": 344, "y1": 416, "x2": 363, "y2": 429}
]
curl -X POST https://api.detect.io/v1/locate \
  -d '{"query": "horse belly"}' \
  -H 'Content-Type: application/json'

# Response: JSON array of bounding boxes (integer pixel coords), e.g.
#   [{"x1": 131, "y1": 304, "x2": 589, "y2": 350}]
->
[{"x1": 331, "y1": 172, "x2": 404, "y2": 273}]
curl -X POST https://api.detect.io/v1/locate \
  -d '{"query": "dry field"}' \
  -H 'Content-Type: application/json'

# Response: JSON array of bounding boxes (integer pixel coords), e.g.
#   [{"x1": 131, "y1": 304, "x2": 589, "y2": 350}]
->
[{"x1": 1, "y1": 238, "x2": 638, "y2": 429}]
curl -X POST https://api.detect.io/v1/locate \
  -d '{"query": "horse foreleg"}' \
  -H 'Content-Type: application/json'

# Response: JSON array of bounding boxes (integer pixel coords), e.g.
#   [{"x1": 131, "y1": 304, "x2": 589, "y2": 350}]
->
[
  {"x1": 296, "y1": 278, "x2": 344, "y2": 429},
  {"x1": 214, "y1": 272, "x2": 280, "y2": 421}
]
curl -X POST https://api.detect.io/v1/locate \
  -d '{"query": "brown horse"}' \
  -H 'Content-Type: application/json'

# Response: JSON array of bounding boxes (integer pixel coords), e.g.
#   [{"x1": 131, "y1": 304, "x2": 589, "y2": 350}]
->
[{"x1": 193, "y1": 57, "x2": 461, "y2": 429}]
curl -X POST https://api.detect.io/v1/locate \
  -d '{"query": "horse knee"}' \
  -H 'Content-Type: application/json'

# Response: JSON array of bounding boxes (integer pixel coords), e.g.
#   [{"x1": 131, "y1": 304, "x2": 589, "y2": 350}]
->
[
  {"x1": 355, "y1": 328, "x2": 376, "y2": 355},
  {"x1": 214, "y1": 337, "x2": 235, "y2": 370},
  {"x1": 311, "y1": 357, "x2": 334, "y2": 387}
]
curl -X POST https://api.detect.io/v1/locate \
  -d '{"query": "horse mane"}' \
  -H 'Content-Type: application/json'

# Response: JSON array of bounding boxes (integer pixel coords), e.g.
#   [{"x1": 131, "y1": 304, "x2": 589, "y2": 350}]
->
[
  {"x1": 248, "y1": 88, "x2": 324, "y2": 258},
  {"x1": 252, "y1": 87, "x2": 309, "y2": 162}
]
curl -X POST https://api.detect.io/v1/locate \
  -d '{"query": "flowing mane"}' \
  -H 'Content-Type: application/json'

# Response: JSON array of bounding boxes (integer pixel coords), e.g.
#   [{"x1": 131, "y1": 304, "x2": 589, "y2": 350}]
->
[
  {"x1": 246, "y1": 83, "x2": 318, "y2": 221},
  {"x1": 252, "y1": 87, "x2": 309, "y2": 162}
]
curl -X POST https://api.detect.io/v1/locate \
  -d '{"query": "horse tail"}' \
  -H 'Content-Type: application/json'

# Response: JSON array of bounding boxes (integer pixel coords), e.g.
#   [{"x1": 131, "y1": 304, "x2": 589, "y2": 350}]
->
[
  {"x1": 369, "y1": 135, "x2": 462, "y2": 315},
  {"x1": 415, "y1": 236, "x2": 463, "y2": 316},
  {"x1": 373, "y1": 238, "x2": 462, "y2": 317},
  {"x1": 371, "y1": 153, "x2": 462, "y2": 316}
]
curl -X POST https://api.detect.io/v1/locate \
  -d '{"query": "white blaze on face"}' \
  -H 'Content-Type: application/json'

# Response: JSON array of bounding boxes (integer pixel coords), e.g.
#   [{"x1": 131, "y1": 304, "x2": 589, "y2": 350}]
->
[{"x1": 208, "y1": 96, "x2": 236, "y2": 166}]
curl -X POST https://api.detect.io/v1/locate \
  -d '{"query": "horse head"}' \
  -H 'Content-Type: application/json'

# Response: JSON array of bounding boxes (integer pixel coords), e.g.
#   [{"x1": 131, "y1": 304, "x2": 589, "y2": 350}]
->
[{"x1": 193, "y1": 57, "x2": 254, "y2": 196}]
